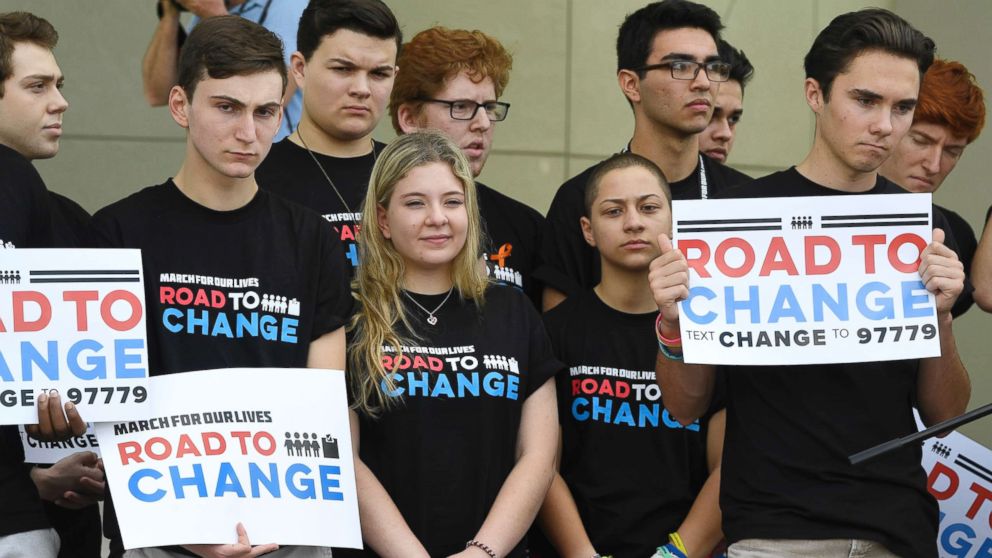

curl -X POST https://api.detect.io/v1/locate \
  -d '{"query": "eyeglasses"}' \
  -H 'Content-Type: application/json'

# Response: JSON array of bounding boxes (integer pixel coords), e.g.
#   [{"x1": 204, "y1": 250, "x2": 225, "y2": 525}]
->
[
  {"x1": 418, "y1": 99, "x2": 511, "y2": 121},
  {"x1": 630, "y1": 60, "x2": 731, "y2": 82}
]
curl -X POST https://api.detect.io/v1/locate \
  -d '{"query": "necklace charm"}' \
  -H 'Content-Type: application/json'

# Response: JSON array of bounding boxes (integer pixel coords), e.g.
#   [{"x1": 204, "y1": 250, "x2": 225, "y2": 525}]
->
[
  {"x1": 427, "y1": 315, "x2": 438, "y2": 326},
  {"x1": 402, "y1": 287, "x2": 454, "y2": 326}
]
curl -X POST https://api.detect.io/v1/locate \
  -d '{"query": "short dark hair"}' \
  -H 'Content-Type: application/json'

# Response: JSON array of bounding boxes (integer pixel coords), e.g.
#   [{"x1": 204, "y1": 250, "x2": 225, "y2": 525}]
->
[
  {"x1": 297, "y1": 0, "x2": 401, "y2": 61},
  {"x1": 718, "y1": 39, "x2": 753, "y2": 92},
  {"x1": 616, "y1": 0, "x2": 723, "y2": 73},
  {"x1": 804, "y1": 8, "x2": 934, "y2": 101},
  {"x1": 177, "y1": 15, "x2": 287, "y2": 101},
  {"x1": 584, "y1": 153, "x2": 671, "y2": 216},
  {"x1": 0, "y1": 12, "x2": 58, "y2": 97}
]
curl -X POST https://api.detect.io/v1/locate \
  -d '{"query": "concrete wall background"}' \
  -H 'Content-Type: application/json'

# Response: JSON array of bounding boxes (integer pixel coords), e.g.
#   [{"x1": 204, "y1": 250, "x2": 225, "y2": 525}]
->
[{"x1": 7, "y1": 0, "x2": 991, "y2": 444}]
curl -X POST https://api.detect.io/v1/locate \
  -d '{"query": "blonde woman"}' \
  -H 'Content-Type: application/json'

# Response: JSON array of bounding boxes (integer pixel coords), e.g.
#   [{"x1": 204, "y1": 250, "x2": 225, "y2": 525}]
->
[{"x1": 346, "y1": 131, "x2": 560, "y2": 558}]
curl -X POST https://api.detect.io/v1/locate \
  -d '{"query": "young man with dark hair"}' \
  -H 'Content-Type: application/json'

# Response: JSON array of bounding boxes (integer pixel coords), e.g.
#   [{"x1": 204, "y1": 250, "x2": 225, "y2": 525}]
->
[
  {"x1": 699, "y1": 39, "x2": 754, "y2": 165},
  {"x1": 538, "y1": 0, "x2": 750, "y2": 311},
  {"x1": 538, "y1": 153, "x2": 724, "y2": 558},
  {"x1": 389, "y1": 26, "x2": 545, "y2": 306},
  {"x1": 93, "y1": 15, "x2": 352, "y2": 558},
  {"x1": 653, "y1": 9, "x2": 968, "y2": 558},
  {"x1": 880, "y1": 58, "x2": 985, "y2": 317},
  {"x1": 255, "y1": 0, "x2": 400, "y2": 275}
]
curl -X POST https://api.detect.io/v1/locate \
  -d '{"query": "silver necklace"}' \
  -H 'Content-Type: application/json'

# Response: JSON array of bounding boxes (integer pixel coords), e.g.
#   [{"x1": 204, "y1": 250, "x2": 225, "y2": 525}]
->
[
  {"x1": 296, "y1": 128, "x2": 377, "y2": 215},
  {"x1": 402, "y1": 287, "x2": 455, "y2": 326}
]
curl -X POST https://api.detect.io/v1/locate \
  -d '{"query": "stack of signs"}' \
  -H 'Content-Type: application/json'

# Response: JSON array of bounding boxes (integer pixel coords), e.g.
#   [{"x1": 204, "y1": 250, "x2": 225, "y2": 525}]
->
[
  {"x1": 922, "y1": 431, "x2": 992, "y2": 556},
  {"x1": 95, "y1": 367, "x2": 361, "y2": 550},
  {"x1": 0, "y1": 249, "x2": 149, "y2": 426},
  {"x1": 672, "y1": 194, "x2": 941, "y2": 365}
]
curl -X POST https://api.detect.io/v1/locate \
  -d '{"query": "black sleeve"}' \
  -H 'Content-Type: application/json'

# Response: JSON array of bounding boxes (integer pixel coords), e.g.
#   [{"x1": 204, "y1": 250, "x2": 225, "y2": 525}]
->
[
  {"x1": 0, "y1": 157, "x2": 53, "y2": 248},
  {"x1": 523, "y1": 295, "x2": 565, "y2": 398},
  {"x1": 311, "y1": 221, "x2": 354, "y2": 340},
  {"x1": 534, "y1": 174, "x2": 599, "y2": 297}
]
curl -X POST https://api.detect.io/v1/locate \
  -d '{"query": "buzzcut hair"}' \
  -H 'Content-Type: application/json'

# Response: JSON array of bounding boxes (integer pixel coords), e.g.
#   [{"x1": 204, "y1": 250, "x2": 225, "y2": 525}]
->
[
  {"x1": 718, "y1": 39, "x2": 754, "y2": 92},
  {"x1": 0, "y1": 12, "x2": 58, "y2": 97},
  {"x1": 616, "y1": 0, "x2": 723, "y2": 74},
  {"x1": 804, "y1": 8, "x2": 934, "y2": 101},
  {"x1": 389, "y1": 26, "x2": 513, "y2": 134},
  {"x1": 584, "y1": 153, "x2": 671, "y2": 216},
  {"x1": 177, "y1": 15, "x2": 286, "y2": 100},
  {"x1": 915, "y1": 58, "x2": 985, "y2": 144},
  {"x1": 297, "y1": 0, "x2": 401, "y2": 61}
]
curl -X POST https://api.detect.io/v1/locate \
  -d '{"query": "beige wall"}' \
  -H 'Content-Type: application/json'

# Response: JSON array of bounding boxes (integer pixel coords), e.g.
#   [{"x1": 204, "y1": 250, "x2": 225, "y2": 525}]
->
[{"x1": 8, "y1": 0, "x2": 991, "y2": 444}]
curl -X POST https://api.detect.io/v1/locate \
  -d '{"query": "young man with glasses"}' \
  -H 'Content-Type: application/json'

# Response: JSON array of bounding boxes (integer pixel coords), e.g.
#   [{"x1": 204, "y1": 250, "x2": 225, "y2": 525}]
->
[
  {"x1": 389, "y1": 26, "x2": 545, "y2": 306},
  {"x1": 255, "y1": 0, "x2": 400, "y2": 275},
  {"x1": 699, "y1": 39, "x2": 754, "y2": 166},
  {"x1": 538, "y1": 0, "x2": 750, "y2": 311},
  {"x1": 654, "y1": 9, "x2": 969, "y2": 558}
]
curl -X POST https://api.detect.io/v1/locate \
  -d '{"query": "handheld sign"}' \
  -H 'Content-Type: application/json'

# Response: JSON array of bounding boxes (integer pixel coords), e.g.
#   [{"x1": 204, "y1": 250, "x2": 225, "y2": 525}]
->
[
  {"x1": 20, "y1": 423, "x2": 101, "y2": 464},
  {"x1": 672, "y1": 194, "x2": 940, "y2": 365},
  {"x1": 0, "y1": 249, "x2": 149, "y2": 423},
  {"x1": 96, "y1": 368, "x2": 360, "y2": 550}
]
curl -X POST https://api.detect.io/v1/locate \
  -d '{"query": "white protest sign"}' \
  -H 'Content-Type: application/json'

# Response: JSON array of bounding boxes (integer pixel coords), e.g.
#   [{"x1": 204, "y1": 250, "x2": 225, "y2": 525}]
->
[
  {"x1": 20, "y1": 423, "x2": 101, "y2": 464},
  {"x1": 672, "y1": 194, "x2": 940, "y2": 365},
  {"x1": 0, "y1": 249, "x2": 149, "y2": 423},
  {"x1": 96, "y1": 367, "x2": 360, "y2": 550},
  {"x1": 922, "y1": 431, "x2": 992, "y2": 556}
]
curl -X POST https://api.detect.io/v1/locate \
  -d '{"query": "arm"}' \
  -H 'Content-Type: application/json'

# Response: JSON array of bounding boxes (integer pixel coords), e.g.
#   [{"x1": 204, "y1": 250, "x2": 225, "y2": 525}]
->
[
  {"x1": 350, "y1": 411, "x2": 431, "y2": 557},
  {"x1": 542, "y1": 287, "x2": 567, "y2": 312},
  {"x1": 650, "y1": 234, "x2": 716, "y2": 425},
  {"x1": 537, "y1": 434, "x2": 597, "y2": 558},
  {"x1": 671, "y1": 410, "x2": 725, "y2": 558},
  {"x1": 141, "y1": 0, "x2": 182, "y2": 106},
  {"x1": 916, "y1": 229, "x2": 971, "y2": 426},
  {"x1": 307, "y1": 326, "x2": 345, "y2": 370},
  {"x1": 450, "y1": 378, "x2": 558, "y2": 558},
  {"x1": 972, "y1": 209, "x2": 992, "y2": 312}
]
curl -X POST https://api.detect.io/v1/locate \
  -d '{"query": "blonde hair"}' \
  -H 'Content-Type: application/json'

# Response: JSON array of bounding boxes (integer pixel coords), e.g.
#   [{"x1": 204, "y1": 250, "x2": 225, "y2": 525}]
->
[{"x1": 349, "y1": 130, "x2": 488, "y2": 416}]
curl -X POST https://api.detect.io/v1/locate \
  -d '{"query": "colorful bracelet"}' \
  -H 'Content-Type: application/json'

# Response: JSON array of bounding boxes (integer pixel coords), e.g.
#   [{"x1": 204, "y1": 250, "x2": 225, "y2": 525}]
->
[
  {"x1": 655, "y1": 313, "x2": 682, "y2": 347},
  {"x1": 668, "y1": 532, "x2": 688, "y2": 554},
  {"x1": 466, "y1": 539, "x2": 497, "y2": 558},
  {"x1": 657, "y1": 339, "x2": 684, "y2": 361}
]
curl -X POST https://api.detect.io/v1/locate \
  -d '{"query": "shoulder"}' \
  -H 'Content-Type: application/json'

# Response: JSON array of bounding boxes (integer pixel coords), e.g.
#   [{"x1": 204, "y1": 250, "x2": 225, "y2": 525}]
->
[
  {"x1": 703, "y1": 154, "x2": 751, "y2": 187},
  {"x1": 92, "y1": 182, "x2": 171, "y2": 222},
  {"x1": 716, "y1": 169, "x2": 794, "y2": 199},
  {"x1": 542, "y1": 290, "x2": 590, "y2": 331},
  {"x1": 0, "y1": 145, "x2": 45, "y2": 191},
  {"x1": 476, "y1": 182, "x2": 543, "y2": 222},
  {"x1": 547, "y1": 162, "x2": 602, "y2": 216}
]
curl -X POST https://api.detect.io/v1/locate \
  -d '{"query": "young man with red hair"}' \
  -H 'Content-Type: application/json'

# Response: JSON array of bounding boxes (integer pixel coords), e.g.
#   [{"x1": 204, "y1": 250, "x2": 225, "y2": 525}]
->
[
  {"x1": 880, "y1": 58, "x2": 985, "y2": 316},
  {"x1": 389, "y1": 26, "x2": 545, "y2": 307}
]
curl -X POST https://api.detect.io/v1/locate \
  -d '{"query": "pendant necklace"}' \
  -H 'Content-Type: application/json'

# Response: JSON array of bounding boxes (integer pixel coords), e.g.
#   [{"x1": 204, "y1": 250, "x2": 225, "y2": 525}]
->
[
  {"x1": 402, "y1": 287, "x2": 455, "y2": 326},
  {"x1": 296, "y1": 128, "x2": 377, "y2": 215}
]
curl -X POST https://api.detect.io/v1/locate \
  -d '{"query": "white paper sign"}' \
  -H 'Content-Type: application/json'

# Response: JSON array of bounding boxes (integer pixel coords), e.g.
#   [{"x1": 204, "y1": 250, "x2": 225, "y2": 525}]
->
[
  {"x1": 0, "y1": 249, "x2": 149, "y2": 423},
  {"x1": 20, "y1": 423, "x2": 101, "y2": 464},
  {"x1": 96, "y1": 368, "x2": 360, "y2": 550},
  {"x1": 922, "y1": 432, "x2": 992, "y2": 556},
  {"x1": 672, "y1": 194, "x2": 940, "y2": 365}
]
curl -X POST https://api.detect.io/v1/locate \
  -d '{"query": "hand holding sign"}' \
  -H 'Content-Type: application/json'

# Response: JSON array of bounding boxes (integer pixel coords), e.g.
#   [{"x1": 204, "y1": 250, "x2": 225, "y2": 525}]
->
[
  {"x1": 183, "y1": 523, "x2": 279, "y2": 558},
  {"x1": 25, "y1": 391, "x2": 86, "y2": 442},
  {"x1": 649, "y1": 233, "x2": 689, "y2": 332},
  {"x1": 919, "y1": 228, "x2": 965, "y2": 316}
]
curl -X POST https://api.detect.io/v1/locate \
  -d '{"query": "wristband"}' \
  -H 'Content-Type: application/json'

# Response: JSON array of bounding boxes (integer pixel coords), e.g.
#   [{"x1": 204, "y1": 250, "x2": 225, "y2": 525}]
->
[
  {"x1": 668, "y1": 532, "x2": 687, "y2": 554},
  {"x1": 655, "y1": 543, "x2": 688, "y2": 558},
  {"x1": 466, "y1": 539, "x2": 497, "y2": 558},
  {"x1": 657, "y1": 340, "x2": 684, "y2": 361},
  {"x1": 655, "y1": 313, "x2": 682, "y2": 347}
]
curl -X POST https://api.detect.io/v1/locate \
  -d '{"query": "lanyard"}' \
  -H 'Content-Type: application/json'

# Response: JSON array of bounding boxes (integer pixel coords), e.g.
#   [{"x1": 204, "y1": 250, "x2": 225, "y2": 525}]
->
[{"x1": 620, "y1": 143, "x2": 708, "y2": 199}]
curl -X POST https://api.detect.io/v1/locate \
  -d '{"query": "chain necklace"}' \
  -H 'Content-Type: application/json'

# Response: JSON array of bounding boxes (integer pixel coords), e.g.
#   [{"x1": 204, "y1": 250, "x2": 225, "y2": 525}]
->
[
  {"x1": 402, "y1": 287, "x2": 455, "y2": 326},
  {"x1": 296, "y1": 128, "x2": 377, "y2": 216}
]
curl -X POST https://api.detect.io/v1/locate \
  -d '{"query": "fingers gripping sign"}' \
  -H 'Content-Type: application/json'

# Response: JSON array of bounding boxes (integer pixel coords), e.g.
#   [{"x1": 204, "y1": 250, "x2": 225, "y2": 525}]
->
[
  {"x1": 649, "y1": 233, "x2": 690, "y2": 332},
  {"x1": 919, "y1": 228, "x2": 965, "y2": 316},
  {"x1": 25, "y1": 390, "x2": 87, "y2": 442}
]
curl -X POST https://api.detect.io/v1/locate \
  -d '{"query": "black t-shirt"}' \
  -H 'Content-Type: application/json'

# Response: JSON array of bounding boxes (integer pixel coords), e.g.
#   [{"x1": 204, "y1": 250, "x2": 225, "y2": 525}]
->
[
  {"x1": 0, "y1": 143, "x2": 54, "y2": 537},
  {"x1": 544, "y1": 290, "x2": 712, "y2": 557},
  {"x1": 933, "y1": 204, "x2": 976, "y2": 318},
  {"x1": 715, "y1": 168, "x2": 938, "y2": 558},
  {"x1": 536, "y1": 153, "x2": 749, "y2": 297},
  {"x1": 348, "y1": 286, "x2": 561, "y2": 558},
  {"x1": 255, "y1": 138, "x2": 385, "y2": 275},
  {"x1": 91, "y1": 180, "x2": 353, "y2": 555},
  {"x1": 477, "y1": 182, "x2": 545, "y2": 307},
  {"x1": 49, "y1": 191, "x2": 91, "y2": 249}
]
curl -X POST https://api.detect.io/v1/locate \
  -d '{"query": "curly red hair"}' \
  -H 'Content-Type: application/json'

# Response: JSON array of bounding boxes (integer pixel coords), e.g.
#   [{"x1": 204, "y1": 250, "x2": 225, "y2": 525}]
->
[
  {"x1": 915, "y1": 58, "x2": 985, "y2": 144},
  {"x1": 389, "y1": 26, "x2": 512, "y2": 134}
]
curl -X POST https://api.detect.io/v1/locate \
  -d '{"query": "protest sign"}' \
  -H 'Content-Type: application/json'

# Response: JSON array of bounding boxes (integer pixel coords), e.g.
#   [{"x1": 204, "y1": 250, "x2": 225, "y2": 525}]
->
[
  {"x1": 0, "y1": 249, "x2": 149, "y2": 423},
  {"x1": 923, "y1": 432, "x2": 992, "y2": 557},
  {"x1": 672, "y1": 194, "x2": 940, "y2": 365},
  {"x1": 20, "y1": 423, "x2": 100, "y2": 464},
  {"x1": 96, "y1": 367, "x2": 360, "y2": 550}
]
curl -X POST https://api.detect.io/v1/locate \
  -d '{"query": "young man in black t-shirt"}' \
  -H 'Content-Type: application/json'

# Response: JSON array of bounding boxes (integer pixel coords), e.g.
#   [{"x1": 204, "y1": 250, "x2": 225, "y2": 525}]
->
[
  {"x1": 653, "y1": 10, "x2": 969, "y2": 558},
  {"x1": 388, "y1": 27, "x2": 546, "y2": 308},
  {"x1": 539, "y1": 154, "x2": 723, "y2": 558},
  {"x1": 879, "y1": 58, "x2": 986, "y2": 318},
  {"x1": 91, "y1": 16, "x2": 352, "y2": 558},
  {"x1": 537, "y1": 0, "x2": 750, "y2": 311},
  {"x1": 255, "y1": 0, "x2": 401, "y2": 275}
]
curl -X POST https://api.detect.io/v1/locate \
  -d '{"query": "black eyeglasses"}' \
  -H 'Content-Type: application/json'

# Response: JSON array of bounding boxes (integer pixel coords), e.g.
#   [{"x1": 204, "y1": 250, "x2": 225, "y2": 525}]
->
[
  {"x1": 418, "y1": 99, "x2": 511, "y2": 121},
  {"x1": 630, "y1": 60, "x2": 731, "y2": 82}
]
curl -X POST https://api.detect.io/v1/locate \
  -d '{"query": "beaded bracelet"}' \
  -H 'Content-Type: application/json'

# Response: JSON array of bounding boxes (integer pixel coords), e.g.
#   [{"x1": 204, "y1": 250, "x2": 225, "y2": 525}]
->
[
  {"x1": 654, "y1": 313, "x2": 682, "y2": 347},
  {"x1": 466, "y1": 539, "x2": 497, "y2": 558}
]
